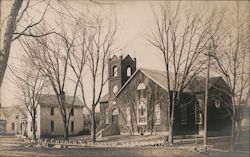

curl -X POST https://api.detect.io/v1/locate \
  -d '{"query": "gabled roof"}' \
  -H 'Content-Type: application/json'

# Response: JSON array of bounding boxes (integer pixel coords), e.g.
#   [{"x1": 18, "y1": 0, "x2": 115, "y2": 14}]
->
[
  {"x1": 115, "y1": 68, "x2": 226, "y2": 97},
  {"x1": 115, "y1": 68, "x2": 180, "y2": 97},
  {"x1": 140, "y1": 68, "x2": 169, "y2": 89},
  {"x1": 1, "y1": 105, "x2": 27, "y2": 119},
  {"x1": 111, "y1": 55, "x2": 119, "y2": 61},
  {"x1": 38, "y1": 94, "x2": 84, "y2": 107},
  {"x1": 189, "y1": 76, "x2": 225, "y2": 93}
]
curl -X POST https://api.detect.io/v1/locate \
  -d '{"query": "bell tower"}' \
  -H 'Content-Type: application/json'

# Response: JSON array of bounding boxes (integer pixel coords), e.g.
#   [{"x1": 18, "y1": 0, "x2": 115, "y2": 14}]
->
[{"x1": 108, "y1": 55, "x2": 136, "y2": 99}]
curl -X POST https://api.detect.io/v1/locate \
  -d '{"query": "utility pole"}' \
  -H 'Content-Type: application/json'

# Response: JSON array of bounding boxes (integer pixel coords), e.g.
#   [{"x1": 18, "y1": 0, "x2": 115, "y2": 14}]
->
[
  {"x1": 0, "y1": 0, "x2": 2, "y2": 111},
  {"x1": 204, "y1": 44, "x2": 211, "y2": 150}
]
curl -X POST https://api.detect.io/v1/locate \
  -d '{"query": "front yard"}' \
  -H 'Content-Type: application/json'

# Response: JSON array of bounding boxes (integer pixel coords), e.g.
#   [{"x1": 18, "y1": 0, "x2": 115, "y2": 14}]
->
[{"x1": 0, "y1": 134, "x2": 249, "y2": 157}]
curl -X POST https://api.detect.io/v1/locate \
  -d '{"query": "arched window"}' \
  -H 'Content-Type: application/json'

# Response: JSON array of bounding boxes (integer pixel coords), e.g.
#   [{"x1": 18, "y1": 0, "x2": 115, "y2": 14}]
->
[
  {"x1": 137, "y1": 100, "x2": 147, "y2": 125},
  {"x1": 127, "y1": 67, "x2": 132, "y2": 77},
  {"x1": 126, "y1": 107, "x2": 131, "y2": 125},
  {"x1": 137, "y1": 83, "x2": 146, "y2": 90},
  {"x1": 154, "y1": 104, "x2": 161, "y2": 124},
  {"x1": 105, "y1": 109, "x2": 109, "y2": 124},
  {"x1": 137, "y1": 83, "x2": 146, "y2": 98},
  {"x1": 112, "y1": 66, "x2": 118, "y2": 77},
  {"x1": 214, "y1": 100, "x2": 220, "y2": 108},
  {"x1": 112, "y1": 109, "x2": 119, "y2": 115}
]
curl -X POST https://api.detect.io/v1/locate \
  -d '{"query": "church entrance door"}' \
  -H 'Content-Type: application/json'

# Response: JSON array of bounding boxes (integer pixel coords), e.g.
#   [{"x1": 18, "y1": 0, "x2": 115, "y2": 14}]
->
[{"x1": 112, "y1": 109, "x2": 119, "y2": 124}]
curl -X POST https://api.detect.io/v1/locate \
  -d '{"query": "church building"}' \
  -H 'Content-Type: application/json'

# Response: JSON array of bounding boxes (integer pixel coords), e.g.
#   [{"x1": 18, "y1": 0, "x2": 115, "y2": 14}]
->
[{"x1": 98, "y1": 55, "x2": 232, "y2": 137}]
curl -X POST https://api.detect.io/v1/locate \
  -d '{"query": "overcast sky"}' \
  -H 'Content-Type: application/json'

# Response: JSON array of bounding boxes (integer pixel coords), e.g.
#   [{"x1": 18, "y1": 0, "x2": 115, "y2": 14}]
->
[{"x1": 1, "y1": 0, "x2": 249, "y2": 107}]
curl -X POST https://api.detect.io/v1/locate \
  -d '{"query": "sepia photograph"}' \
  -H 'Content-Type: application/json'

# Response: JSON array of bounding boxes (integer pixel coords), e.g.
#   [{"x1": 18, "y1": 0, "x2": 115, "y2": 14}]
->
[{"x1": 0, "y1": 0, "x2": 249, "y2": 156}]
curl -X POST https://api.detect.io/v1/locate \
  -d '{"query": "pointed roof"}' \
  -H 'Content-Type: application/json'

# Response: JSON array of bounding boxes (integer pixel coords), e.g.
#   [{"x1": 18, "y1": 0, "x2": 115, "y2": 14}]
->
[
  {"x1": 115, "y1": 68, "x2": 170, "y2": 97},
  {"x1": 110, "y1": 55, "x2": 119, "y2": 61},
  {"x1": 115, "y1": 68, "x2": 226, "y2": 97},
  {"x1": 99, "y1": 67, "x2": 229, "y2": 103},
  {"x1": 122, "y1": 54, "x2": 134, "y2": 62}
]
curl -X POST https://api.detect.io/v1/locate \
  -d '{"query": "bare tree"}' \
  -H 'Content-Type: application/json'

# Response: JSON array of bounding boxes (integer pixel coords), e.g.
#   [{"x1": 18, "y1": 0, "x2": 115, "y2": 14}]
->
[
  {"x1": 0, "y1": 0, "x2": 24, "y2": 87},
  {"x1": 70, "y1": 15, "x2": 118, "y2": 143},
  {"x1": 0, "y1": 0, "x2": 81, "y2": 89},
  {"x1": 212, "y1": 2, "x2": 250, "y2": 151},
  {"x1": 118, "y1": 89, "x2": 139, "y2": 135},
  {"x1": 147, "y1": 80, "x2": 166, "y2": 135},
  {"x1": 0, "y1": 0, "x2": 52, "y2": 87},
  {"x1": 9, "y1": 58, "x2": 47, "y2": 140},
  {"x1": 20, "y1": 17, "x2": 83, "y2": 139},
  {"x1": 147, "y1": 2, "x2": 223, "y2": 145}
]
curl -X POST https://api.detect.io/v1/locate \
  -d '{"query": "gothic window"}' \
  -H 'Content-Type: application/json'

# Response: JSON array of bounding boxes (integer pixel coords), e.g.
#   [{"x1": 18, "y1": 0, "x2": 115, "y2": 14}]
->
[
  {"x1": 127, "y1": 67, "x2": 132, "y2": 76},
  {"x1": 195, "y1": 99, "x2": 203, "y2": 124},
  {"x1": 126, "y1": 107, "x2": 131, "y2": 125},
  {"x1": 180, "y1": 104, "x2": 187, "y2": 125},
  {"x1": 112, "y1": 66, "x2": 118, "y2": 77},
  {"x1": 214, "y1": 99, "x2": 221, "y2": 108},
  {"x1": 137, "y1": 83, "x2": 146, "y2": 98},
  {"x1": 105, "y1": 109, "x2": 109, "y2": 124},
  {"x1": 137, "y1": 100, "x2": 147, "y2": 125},
  {"x1": 112, "y1": 109, "x2": 119, "y2": 115},
  {"x1": 137, "y1": 83, "x2": 146, "y2": 90},
  {"x1": 154, "y1": 104, "x2": 161, "y2": 124}
]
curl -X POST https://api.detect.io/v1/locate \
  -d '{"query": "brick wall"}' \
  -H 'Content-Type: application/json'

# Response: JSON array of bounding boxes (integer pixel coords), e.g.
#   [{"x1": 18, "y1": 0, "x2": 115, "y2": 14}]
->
[{"x1": 115, "y1": 71, "x2": 169, "y2": 135}]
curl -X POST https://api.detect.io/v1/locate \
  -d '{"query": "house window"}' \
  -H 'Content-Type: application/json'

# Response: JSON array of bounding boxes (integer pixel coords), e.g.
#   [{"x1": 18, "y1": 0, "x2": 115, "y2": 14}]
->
[
  {"x1": 127, "y1": 67, "x2": 132, "y2": 76},
  {"x1": 51, "y1": 121, "x2": 54, "y2": 132},
  {"x1": 51, "y1": 107, "x2": 54, "y2": 116},
  {"x1": 154, "y1": 104, "x2": 161, "y2": 124},
  {"x1": 112, "y1": 66, "x2": 118, "y2": 77},
  {"x1": 70, "y1": 108, "x2": 74, "y2": 116},
  {"x1": 180, "y1": 104, "x2": 187, "y2": 125},
  {"x1": 137, "y1": 100, "x2": 147, "y2": 125},
  {"x1": 105, "y1": 109, "x2": 109, "y2": 124},
  {"x1": 71, "y1": 121, "x2": 74, "y2": 132},
  {"x1": 11, "y1": 122, "x2": 15, "y2": 131},
  {"x1": 126, "y1": 107, "x2": 131, "y2": 125},
  {"x1": 16, "y1": 113, "x2": 19, "y2": 120},
  {"x1": 214, "y1": 100, "x2": 221, "y2": 108},
  {"x1": 195, "y1": 100, "x2": 203, "y2": 124}
]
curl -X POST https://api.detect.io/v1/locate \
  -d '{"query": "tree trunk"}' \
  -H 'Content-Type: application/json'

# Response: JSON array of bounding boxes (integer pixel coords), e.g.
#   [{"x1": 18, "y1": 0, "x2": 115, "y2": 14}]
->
[
  {"x1": 63, "y1": 118, "x2": 69, "y2": 140},
  {"x1": 0, "y1": 0, "x2": 23, "y2": 87},
  {"x1": 168, "y1": 121, "x2": 173, "y2": 144},
  {"x1": 168, "y1": 92, "x2": 176, "y2": 145},
  {"x1": 31, "y1": 117, "x2": 36, "y2": 140},
  {"x1": 231, "y1": 105, "x2": 236, "y2": 151},
  {"x1": 91, "y1": 106, "x2": 96, "y2": 143}
]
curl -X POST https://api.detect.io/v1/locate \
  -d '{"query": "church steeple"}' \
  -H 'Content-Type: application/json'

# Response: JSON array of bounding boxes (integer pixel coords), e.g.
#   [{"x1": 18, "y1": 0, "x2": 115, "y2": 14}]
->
[{"x1": 108, "y1": 55, "x2": 136, "y2": 99}]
